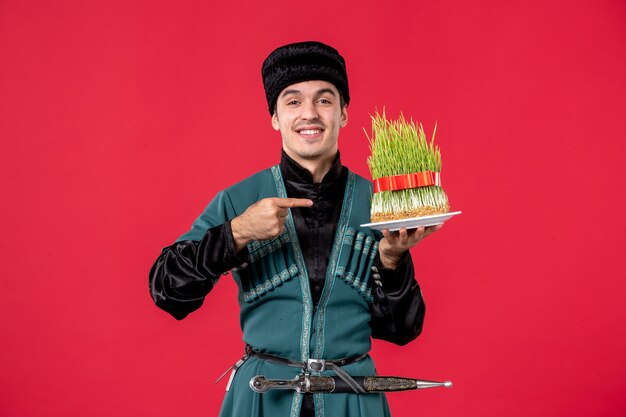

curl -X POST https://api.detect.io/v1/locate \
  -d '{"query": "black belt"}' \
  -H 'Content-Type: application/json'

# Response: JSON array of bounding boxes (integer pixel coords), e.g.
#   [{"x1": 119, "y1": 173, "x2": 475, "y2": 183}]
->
[
  {"x1": 217, "y1": 345, "x2": 452, "y2": 395},
  {"x1": 215, "y1": 345, "x2": 368, "y2": 393},
  {"x1": 246, "y1": 345, "x2": 368, "y2": 393}
]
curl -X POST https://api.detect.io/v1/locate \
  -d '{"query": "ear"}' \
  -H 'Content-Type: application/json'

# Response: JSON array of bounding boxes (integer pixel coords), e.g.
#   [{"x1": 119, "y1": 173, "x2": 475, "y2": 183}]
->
[
  {"x1": 271, "y1": 112, "x2": 280, "y2": 131},
  {"x1": 340, "y1": 107, "x2": 348, "y2": 128}
]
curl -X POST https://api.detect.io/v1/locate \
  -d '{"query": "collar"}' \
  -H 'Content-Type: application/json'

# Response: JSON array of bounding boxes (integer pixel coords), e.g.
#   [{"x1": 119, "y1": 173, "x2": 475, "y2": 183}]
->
[{"x1": 280, "y1": 150, "x2": 344, "y2": 185}]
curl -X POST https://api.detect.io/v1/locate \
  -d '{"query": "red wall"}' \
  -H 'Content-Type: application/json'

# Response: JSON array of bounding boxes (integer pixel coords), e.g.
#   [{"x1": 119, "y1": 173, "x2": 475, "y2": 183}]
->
[{"x1": 2, "y1": 1, "x2": 626, "y2": 416}]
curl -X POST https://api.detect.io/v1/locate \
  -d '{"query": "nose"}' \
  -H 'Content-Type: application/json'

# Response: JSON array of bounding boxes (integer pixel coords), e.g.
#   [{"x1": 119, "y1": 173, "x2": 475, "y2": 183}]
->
[{"x1": 300, "y1": 100, "x2": 319, "y2": 120}]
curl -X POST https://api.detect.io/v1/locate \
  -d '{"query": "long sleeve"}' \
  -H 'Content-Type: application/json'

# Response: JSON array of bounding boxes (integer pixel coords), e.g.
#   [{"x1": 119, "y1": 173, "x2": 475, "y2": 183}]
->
[
  {"x1": 149, "y1": 220, "x2": 248, "y2": 320},
  {"x1": 369, "y1": 251, "x2": 425, "y2": 346}
]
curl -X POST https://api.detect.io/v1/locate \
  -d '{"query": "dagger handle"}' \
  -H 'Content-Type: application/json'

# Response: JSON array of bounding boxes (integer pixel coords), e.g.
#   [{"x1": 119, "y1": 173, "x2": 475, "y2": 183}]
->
[{"x1": 250, "y1": 375, "x2": 310, "y2": 393}]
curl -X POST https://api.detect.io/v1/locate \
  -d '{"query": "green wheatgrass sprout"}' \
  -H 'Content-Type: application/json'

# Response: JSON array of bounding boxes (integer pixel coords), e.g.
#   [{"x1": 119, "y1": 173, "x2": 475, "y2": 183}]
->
[{"x1": 366, "y1": 110, "x2": 450, "y2": 222}]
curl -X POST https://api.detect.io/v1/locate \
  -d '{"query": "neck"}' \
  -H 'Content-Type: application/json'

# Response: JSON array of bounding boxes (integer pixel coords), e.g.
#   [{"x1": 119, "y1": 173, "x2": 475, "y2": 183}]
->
[{"x1": 284, "y1": 151, "x2": 336, "y2": 183}]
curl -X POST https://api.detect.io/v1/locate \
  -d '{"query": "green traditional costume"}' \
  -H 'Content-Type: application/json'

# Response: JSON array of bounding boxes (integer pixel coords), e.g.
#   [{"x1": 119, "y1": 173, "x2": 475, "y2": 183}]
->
[{"x1": 176, "y1": 166, "x2": 387, "y2": 416}]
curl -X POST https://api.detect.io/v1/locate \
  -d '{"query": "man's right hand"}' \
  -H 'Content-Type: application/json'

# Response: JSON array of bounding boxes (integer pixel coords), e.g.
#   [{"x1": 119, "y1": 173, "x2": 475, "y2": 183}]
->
[{"x1": 231, "y1": 198, "x2": 313, "y2": 252}]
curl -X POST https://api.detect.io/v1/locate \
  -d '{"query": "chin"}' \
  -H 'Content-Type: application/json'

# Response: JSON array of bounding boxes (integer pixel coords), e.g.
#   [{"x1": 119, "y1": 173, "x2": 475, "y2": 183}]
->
[{"x1": 294, "y1": 153, "x2": 322, "y2": 161}]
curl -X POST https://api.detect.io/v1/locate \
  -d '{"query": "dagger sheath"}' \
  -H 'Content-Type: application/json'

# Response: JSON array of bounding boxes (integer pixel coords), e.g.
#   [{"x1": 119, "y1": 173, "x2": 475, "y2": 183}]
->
[{"x1": 250, "y1": 375, "x2": 452, "y2": 394}]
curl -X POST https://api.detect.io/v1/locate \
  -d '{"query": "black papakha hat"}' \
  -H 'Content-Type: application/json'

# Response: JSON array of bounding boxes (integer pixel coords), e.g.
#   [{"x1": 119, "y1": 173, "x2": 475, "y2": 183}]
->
[{"x1": 261, "y1": 41, "x2": 350, "y2": 115}]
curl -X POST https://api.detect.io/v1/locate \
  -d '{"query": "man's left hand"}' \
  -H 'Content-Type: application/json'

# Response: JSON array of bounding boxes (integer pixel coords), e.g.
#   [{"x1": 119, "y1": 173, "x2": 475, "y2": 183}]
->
[{"x1": 378, "y1": 224, "x2": 443, "y2": 269}]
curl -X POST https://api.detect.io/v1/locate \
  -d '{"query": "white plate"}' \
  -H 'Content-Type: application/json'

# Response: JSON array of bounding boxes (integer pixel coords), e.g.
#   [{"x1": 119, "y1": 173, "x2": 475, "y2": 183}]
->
[{"x1": 360, "y1": 211, "x2": 462, "y2": 231}]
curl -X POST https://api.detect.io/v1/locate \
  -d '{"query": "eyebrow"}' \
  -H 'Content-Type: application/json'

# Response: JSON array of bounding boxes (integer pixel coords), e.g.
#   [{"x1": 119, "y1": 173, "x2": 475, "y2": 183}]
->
[
  {"x1": 316, "y1": 88, "x2": 337, "y2": 97},
  {"x1": 280, "y1": 88, "x2": 338, "y2": 98}
]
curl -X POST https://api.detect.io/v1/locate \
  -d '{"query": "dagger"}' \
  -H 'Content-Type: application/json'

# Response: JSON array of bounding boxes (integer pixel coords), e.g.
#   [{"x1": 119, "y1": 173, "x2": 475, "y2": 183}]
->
[{"x1": 250, "y1": 374, "x2": 452, "y2": 394}]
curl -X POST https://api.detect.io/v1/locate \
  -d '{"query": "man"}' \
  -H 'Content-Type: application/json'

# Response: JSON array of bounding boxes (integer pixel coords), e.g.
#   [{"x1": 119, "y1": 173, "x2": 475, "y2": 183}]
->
[{"x1": 149, "y1": 41, "x2": 441, "y2": 417}]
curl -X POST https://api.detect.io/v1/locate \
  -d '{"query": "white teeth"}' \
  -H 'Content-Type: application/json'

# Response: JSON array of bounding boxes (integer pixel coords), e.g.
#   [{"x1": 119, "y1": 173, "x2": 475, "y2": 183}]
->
[{"x1": 299, "y1": 129, "x2": 321, "y2": 135}]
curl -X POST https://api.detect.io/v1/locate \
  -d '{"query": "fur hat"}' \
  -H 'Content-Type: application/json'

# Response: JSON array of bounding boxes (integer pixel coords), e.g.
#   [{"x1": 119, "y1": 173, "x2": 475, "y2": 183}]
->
[{"x1": 261, "y1": 41, "x2": 350, "y2": 115}]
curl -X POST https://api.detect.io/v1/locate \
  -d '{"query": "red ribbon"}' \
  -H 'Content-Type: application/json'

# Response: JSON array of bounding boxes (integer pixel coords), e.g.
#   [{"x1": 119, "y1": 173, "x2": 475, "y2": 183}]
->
[{"x1": 373, "y1": 171, "x2": 441, "y2": 193}]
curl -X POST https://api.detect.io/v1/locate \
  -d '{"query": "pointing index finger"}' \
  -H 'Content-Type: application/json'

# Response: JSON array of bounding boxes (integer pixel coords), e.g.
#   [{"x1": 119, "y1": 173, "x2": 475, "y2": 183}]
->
[{"x1": 273, "y1": 198, "x2": 314, "y2": 208}]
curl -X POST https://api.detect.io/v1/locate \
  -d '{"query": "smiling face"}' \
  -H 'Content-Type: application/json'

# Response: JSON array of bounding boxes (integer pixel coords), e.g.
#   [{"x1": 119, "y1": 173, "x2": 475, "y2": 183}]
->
[{"x1": 271, "y1": 80, "x2": 348, "y2": 168}]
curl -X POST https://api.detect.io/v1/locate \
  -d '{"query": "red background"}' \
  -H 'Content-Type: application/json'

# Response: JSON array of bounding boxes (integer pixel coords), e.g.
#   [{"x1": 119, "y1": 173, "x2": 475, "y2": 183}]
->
[{"x1": 2, "y1": 1, "x2": 626, "y2": 416}]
